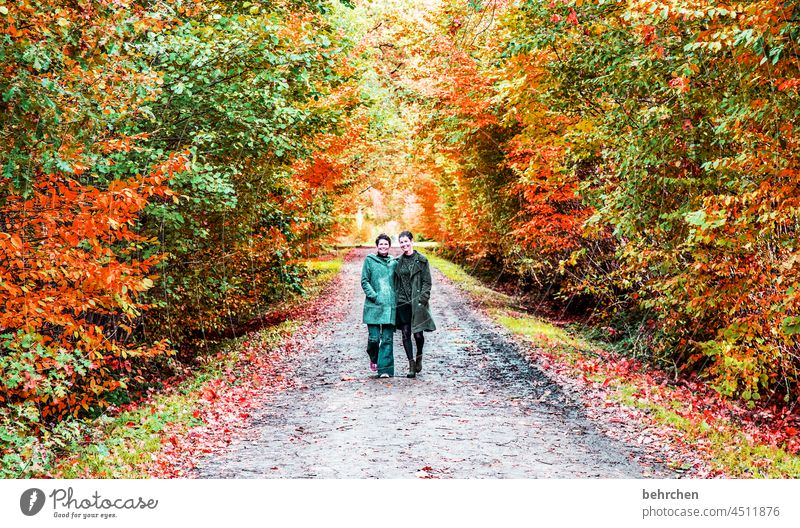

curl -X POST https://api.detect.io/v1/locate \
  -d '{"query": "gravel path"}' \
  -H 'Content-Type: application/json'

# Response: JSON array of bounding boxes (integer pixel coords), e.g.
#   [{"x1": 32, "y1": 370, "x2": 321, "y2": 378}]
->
[{"x1": 194, "y1": 248, "x2": 671, "y2": 478}]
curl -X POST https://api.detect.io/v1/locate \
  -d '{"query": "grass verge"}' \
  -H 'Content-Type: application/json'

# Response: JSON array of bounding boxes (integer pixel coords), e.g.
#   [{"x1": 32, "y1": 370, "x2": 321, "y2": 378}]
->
[{"x1": 423, "y1": 250, "x2": 800, "y2": 478}]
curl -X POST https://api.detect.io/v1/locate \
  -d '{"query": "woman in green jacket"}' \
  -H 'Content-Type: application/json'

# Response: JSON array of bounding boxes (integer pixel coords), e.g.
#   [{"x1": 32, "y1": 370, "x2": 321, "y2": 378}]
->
[
  {"x1": 394, "y1": 230, "x2": 436, "y2": 378},
  {"x1": 361, "y1": 233, "x2": 397, "y2": 377}
]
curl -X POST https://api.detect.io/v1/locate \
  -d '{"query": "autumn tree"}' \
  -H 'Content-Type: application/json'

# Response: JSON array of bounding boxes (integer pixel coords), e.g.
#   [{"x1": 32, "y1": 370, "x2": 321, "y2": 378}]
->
[
  {"x1": 414, "y1": 0, "x2": 800, "y2": 401},
  {"x1": 1, "y1": 0, "x2": 370, "y2": 475}
]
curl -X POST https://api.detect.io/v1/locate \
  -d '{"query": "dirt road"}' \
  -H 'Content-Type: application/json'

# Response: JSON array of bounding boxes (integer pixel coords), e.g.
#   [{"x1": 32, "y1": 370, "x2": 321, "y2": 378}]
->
[{"x1": 194, "y1": 248, "x2": 672, "y2": 478}]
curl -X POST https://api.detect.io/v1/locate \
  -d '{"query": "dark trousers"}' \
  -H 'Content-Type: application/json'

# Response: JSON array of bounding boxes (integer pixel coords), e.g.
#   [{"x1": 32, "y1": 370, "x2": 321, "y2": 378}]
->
[{"x1": 398, "y1": 323, "x2": 424, "y2": 361}]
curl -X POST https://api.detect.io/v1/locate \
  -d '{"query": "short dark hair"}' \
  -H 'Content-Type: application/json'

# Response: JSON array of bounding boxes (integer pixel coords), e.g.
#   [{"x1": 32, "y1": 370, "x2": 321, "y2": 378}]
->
[
  {"x1": 375, "y1": 233, "x2": 391, "y2": 246},
  {"x1": 398, "y1": 230, "x2": 413, "y2": 241}
]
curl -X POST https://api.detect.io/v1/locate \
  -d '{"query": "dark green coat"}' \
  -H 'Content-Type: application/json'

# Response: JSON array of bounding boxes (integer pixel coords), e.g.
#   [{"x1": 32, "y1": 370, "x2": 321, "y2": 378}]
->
[
  {"x1": 361, "y1": 253, "x2": 397, "y2": 325},
  {"x1": 394, "y1": 251, "x2": 437, "y2": 333}
]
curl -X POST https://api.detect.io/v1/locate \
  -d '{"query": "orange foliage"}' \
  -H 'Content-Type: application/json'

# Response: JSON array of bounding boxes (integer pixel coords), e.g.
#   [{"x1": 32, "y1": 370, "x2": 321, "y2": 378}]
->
[{"x1": 0, "y1": 154, "x2": 189, "y2": 418}]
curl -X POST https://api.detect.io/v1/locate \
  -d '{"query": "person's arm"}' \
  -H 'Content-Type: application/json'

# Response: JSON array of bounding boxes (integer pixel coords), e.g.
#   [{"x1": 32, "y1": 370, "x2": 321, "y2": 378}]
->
[
  {"x1": 420, "y1": 259, "x2": 432, "y2": 304},
  {"x1": 361, "y1": 260, "x2": 378, "y2": 301}
]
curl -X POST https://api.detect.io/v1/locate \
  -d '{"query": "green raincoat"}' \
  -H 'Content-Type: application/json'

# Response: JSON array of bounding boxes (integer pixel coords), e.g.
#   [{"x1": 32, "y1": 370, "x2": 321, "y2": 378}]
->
[{"x1": 361, "y1": 253, "x2": 397, "y2": 325}]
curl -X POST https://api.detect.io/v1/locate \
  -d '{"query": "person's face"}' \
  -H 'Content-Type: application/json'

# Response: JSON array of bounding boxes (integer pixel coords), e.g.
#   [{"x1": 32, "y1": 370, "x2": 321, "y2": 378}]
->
[
  {"x1": 399, "y1": 236, "x2": 413, "y2": 255},
  {"x1": 377, "y1": 239, "x2": 390, "y2": 256}
]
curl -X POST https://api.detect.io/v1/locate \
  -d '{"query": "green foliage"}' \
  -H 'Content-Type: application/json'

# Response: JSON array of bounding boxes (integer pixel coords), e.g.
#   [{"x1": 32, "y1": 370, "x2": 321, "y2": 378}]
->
[{"x1": 113, "y1": 4, "x2": 362, "y2": 347}]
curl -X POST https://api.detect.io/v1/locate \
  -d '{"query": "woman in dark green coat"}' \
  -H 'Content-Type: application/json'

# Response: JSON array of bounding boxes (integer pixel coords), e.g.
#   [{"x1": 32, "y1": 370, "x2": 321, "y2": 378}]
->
[
  {"x1": 361, "y1": 233, "x2": 397, "y2": 377},
  {"x1": 394, "y1": 230, "x2": 436, "y2": 378}
]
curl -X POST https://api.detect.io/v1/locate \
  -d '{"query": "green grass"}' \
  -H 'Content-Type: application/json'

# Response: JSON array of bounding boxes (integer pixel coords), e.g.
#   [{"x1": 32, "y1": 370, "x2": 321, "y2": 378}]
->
[
  {"x1": 421, "y1": 250, "x2": 514, "y2": 309},
  {"x1": 56, "y1": 394, "x2": 203, "y2": 478},
  {"x1": 302, "y1": 252, "x2": 344, "y2": 290},
  {"x1": 609, "y1": 381, "x2": 800, "y2": 478},
  {"x1": 495, "y1": 313, "x2": 591, "y2": 352},
  {"x1": 304, "y1": 257, "x2": 342, "y2": 274}
]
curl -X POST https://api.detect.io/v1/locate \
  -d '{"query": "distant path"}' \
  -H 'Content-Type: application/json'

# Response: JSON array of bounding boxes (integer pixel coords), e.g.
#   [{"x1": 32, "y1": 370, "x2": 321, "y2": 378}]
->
[{"x1": 194, "y1": 248, "x2": 671, "y2": 478}]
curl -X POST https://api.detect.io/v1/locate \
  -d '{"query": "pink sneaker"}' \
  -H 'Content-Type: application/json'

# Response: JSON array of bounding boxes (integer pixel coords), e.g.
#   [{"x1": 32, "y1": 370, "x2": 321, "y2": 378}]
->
[{"x1": 370, "y1": 362, "x2": 377, "y2": 372}]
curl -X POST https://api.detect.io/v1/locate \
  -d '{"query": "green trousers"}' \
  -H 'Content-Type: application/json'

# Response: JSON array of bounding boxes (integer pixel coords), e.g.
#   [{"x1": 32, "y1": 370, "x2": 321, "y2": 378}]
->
[{"x1": 367, "y1": 324, "x2": 395, "y2": 376}]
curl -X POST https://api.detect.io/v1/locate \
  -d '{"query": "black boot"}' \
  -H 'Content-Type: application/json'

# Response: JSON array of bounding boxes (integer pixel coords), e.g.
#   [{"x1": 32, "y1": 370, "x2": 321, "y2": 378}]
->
[
  {"x1": 406, "y1": 359, "x2": 416, "y2": 378},
  {"x1": 413, "y1": 333, "x2": 424, "y2": 373}
]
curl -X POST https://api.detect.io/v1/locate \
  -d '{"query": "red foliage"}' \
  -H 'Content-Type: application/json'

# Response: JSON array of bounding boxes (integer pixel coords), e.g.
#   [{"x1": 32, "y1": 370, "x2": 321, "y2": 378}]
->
[{"x1": 525, "y1": 331, "x2": 800, "y2": 476}]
